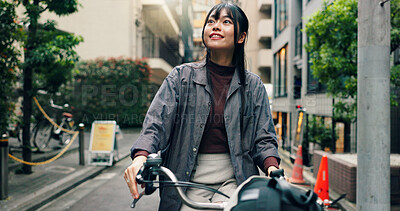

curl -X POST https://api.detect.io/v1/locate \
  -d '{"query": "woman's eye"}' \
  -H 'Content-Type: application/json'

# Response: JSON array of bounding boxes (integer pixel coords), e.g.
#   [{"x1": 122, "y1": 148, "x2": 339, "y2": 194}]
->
[
  {"x1": 207, "y1": 19, "x2": 215, "y2": 24},
  {"x1": 223, "y1": 20, "x2": 232, "y2": 24}
]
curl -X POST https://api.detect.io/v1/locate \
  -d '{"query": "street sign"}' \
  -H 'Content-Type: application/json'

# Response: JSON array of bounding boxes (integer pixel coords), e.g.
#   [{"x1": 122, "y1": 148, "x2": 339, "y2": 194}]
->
[{"x1": 88, "y1": 120, "x2": 118, "y2": 166}]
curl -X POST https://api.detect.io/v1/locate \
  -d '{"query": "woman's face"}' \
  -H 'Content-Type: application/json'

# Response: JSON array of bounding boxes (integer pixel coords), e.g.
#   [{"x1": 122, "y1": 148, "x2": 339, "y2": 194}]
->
[{"x1": 203, "y1": 8, "x2": 238, "y2": 53}]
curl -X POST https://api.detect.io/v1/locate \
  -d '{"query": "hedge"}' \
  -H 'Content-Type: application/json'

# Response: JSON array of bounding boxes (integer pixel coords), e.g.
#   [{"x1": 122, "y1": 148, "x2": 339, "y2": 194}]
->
[{"x1": 62, "y1": 57, "x2": 159, "y2": 127}]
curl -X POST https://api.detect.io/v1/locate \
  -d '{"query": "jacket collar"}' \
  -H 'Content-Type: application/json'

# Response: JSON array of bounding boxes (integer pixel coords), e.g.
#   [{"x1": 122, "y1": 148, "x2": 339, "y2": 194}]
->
[
  {"x1": 192, "y1": 59, "x2": 207, "y2": 85},
  {"x1": 192, "y1": 59, "x2": 245, "y2": 98},
  {"x1": 192, "y1": 59, "x2": 244, "y2": 83}
]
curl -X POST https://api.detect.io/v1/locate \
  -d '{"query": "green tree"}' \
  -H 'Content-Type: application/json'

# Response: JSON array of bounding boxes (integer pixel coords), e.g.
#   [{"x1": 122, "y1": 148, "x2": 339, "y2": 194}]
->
[
  {"x1": 18, "y1": 0, "x2": 83, "y2": 173},
  {"x1": 304, "y1": 0, "x2": 400, "y2": 122},
  {"x1": 0, "y1": 1, "x2": 23, "y2": 134}
]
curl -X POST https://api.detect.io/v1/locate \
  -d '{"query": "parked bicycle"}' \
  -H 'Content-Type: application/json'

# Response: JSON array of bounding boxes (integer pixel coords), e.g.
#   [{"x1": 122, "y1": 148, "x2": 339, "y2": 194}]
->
[
  {"x1": 33, "y1": 99, "x2": 76, "y2": 151},
  {"x1": 8, "y1": 108, "x2": 44, "y2": 152},
  {"x1": 130, "y1": 153, "x2": 345, "y2": 211},
  {"x1": 8, "y1": 99, "x2": 76, "y2": 152}
]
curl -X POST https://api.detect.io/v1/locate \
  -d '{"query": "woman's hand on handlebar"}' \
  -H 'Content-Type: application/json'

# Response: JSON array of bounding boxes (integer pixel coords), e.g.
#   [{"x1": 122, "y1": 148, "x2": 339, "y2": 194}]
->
[
  {"x1": 267, "y1": 166, "x2": 279, "y2": 176},
  {"x1": 124, "y1": 156, "x2": 147, "y2": 199},
  {"x1": 268, "y1": 166, "x2": 290, "y2": 182}
]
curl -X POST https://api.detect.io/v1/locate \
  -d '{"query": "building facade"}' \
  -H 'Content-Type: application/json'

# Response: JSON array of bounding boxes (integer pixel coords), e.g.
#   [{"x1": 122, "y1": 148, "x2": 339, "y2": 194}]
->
[
  {"x1": 237, "y1": 0, "x2": 273, "y2": 84},
  {"x1": 271, "y1": 0, "x2": 359, "y2": 162},
  {"x1": 37, "y1": 0, "x2": 192, "y2": 85},
  {"x1": 271, "y1": 0, "x2": 400, "y2": 159},
  {"x1": 191, "y1": 0, "x2": 221, "y2": 61}
]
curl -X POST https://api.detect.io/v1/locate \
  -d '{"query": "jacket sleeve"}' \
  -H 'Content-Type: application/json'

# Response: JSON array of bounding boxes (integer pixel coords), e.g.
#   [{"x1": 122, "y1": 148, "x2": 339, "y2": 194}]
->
[
  {"x1": 130, "y1": 67, "x2": 180, "y2": 159},
  {"x1": 251, "y1": 79, "x2": 281, "y2": 170}
]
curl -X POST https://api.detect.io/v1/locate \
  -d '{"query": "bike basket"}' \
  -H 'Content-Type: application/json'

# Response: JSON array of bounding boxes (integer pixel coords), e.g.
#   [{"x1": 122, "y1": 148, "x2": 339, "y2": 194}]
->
[{"x1": 226, "y1": 176, "x2": 322, "y2": 211}]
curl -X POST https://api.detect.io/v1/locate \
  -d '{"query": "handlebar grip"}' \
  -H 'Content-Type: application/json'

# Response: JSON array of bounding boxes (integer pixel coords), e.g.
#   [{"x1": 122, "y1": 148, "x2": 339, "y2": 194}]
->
[
  {"x1": 135, "y1": 162, "x2": 157, "y2": 195},
  {"x1": 270, "y1": 169, "x2": 285, "y2": 179},
  {"x1": 144, "y1": 167, "x2": 157, "y2": 195},
  {"x1": 136, "y1": 165, "x2": 145, "y2": 184}
]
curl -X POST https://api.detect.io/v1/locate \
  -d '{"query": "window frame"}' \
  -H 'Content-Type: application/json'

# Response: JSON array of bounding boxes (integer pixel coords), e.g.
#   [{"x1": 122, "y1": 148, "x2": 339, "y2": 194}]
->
[
  {"x1": 274, "y1": 45, "x2": 288, "y2": 98},
  {"x1": 274, "y1": 0, "x2": 288, "y2": 37}
]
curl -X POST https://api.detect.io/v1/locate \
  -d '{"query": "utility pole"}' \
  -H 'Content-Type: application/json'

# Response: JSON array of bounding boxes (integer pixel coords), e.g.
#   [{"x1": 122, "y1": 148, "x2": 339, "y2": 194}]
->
[{"x1": 357, "y1": 1, "x2": 390, "y2": 210}]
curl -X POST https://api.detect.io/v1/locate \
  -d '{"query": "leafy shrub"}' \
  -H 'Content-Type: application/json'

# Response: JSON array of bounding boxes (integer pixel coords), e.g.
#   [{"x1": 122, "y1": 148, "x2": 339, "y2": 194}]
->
[
  {"x1": 305, "y1": 115, "x2": 334, "y2": 151},
  {"x1": 61, "y1": 57, "x2": 159, "y2": 127},
  {"x1": 0, "y1": 1, "x2": 23, "y2": 134}
]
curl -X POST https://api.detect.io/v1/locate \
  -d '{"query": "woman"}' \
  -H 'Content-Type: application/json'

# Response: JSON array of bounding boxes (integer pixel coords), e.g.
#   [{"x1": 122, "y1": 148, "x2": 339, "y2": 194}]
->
[{"x1": 124, "y1": 3, "x2": 280, "y2": 210}]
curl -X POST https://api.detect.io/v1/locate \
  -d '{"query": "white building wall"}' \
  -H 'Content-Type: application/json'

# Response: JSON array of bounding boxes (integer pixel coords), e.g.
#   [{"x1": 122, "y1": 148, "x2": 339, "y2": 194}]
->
[{"x1": 40, "y1": 0, "x2": 140, "y2": 60}]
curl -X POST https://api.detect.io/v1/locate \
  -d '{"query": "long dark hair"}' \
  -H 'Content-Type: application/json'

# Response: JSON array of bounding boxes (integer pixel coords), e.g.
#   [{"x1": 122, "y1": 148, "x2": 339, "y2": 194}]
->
[{"x1": 201, "y1": 3, "x2": 249, "y2": 86}]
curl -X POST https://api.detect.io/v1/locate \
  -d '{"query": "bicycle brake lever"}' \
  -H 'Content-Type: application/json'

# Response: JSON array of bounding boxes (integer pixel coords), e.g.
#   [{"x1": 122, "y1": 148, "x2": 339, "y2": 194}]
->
[{"x1": 130, "y1": 190, "x2": 146, "y2": 208}]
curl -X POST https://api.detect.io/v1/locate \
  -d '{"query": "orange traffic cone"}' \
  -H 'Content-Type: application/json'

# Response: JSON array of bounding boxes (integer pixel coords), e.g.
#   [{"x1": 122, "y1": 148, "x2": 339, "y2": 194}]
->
[
  {"x1": 314, "y1": 155, "x2": 329, "y2": 201},
  {"x1": 290, "y1": 145, "x2": 306, "y2": 184}
]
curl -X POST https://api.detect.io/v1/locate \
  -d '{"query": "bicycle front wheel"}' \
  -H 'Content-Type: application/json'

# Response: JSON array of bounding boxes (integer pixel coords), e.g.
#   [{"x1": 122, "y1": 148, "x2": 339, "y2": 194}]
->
[
  {"x1": 17, "y1": 123, "x2": 37, "y2": 149},
  {"x1": 33, "y1": 120, "x2": 53, "y2": 150},
  {"x1": 59, "y1": 122, "x2": 75, "y2": 145}
]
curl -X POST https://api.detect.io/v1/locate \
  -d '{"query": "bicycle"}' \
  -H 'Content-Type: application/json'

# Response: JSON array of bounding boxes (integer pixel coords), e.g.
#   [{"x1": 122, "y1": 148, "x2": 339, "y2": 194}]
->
[
  {"x1": 7, "y1": 89, "x2": 76, "y2": 152},
  {"x1": 32, "y1": 99, "x2": 76, "y2": 151},
  {"x1": 130, "y1": 153, "x2": 345, "y2": 211},
  {"x1": 8, "y1": 109, "x2": 45, "y2": 152}
]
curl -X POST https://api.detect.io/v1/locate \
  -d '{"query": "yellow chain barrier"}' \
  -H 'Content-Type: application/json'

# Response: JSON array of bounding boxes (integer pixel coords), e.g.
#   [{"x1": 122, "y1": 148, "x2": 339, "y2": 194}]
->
[
  {"x1": 8, "y1": 97, "x2": 80, "y2": 166},
  {"x1": 8, "y1": 132, "x2": 78, "y2": 165}
]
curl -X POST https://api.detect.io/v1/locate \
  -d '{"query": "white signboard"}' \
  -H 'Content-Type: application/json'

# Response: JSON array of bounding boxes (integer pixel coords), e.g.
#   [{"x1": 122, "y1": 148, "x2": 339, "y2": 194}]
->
[{"x1": 88, "y1": 121, "x2": 117, "y2": 166}]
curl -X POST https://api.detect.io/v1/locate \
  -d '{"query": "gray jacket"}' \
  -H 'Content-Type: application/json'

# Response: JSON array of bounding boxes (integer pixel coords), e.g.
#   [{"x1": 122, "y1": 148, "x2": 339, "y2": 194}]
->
[{"x1": 131, "y1": 60, "x2": 280, "y2": 210}]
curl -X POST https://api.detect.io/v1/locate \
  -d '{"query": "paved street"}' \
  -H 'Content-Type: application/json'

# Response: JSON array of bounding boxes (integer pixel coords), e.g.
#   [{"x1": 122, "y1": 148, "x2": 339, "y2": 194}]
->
[
  {"x1": 1, "y1": 127, "x2": 142, "y2": 211},
  {"x1": 38, "y1": 156, "x2": 160, "y2": 211}
]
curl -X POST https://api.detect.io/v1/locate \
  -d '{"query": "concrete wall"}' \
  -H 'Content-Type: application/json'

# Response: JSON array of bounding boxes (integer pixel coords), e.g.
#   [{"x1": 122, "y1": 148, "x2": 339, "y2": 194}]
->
[{"x1": 40, "y1": 0, "x2": 140, "y2": 60}]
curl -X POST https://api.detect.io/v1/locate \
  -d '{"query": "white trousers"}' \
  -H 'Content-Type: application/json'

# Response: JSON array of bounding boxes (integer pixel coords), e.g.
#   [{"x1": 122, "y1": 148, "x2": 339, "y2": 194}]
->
[{"x1": 180, "y1": 153, "x2": 237, "y2": 211}]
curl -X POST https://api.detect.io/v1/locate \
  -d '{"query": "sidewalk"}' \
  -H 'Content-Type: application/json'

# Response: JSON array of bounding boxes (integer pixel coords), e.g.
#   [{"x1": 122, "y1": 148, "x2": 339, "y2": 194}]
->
[
  {"x1": 278, "y1": 148, "x2": 357, "y2": 211},
  {"x1": 1, "y1": 127, "x2": 141, "y2": 211}
]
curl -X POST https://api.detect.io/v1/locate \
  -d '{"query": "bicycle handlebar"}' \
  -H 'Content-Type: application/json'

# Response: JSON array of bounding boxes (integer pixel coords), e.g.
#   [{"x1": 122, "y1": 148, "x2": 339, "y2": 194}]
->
[
  {"x1": 49, "y1": 99, "x2": 69, "y2": 110},
  {"x1": 132, "y1": 154, "x2": 343, "y2": 210},
  {"x1": 160, "y1": 166, "x2": 226, "y2": 210},
  {"x1": 133, "y1": 154, "x2": 225, "y2": 210}
]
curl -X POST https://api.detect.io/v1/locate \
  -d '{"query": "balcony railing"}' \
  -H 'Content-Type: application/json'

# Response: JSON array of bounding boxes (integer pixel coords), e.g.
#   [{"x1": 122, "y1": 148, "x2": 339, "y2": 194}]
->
[
  {"x1": 158, "y1": 38, "x2": 181, "y2": 67},
  {"x1": 143, "y1": 36, "x2": 181, "y2": 68},
  {"x1": 142, "y1": 0, "x2": 179, "y2": 36}
]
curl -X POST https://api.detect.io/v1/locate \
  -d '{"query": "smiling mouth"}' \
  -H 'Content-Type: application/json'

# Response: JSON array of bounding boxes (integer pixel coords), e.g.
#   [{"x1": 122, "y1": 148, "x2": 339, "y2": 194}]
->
[{"x1": 210, "y1": 34, "x2": 224, "y2": 39}]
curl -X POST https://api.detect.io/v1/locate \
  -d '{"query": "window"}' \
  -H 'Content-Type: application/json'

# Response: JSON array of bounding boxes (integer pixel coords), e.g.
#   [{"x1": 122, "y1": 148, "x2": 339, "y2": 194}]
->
[
  {"x1": 274, "y1": 0, "x2": 288, "y2": 37},
  {"x1": 307, "y1": 53, "x2": 325, "y2": 93},
  {"x1": 142, "y1": 27, "x2": 156, "y2": 58},
  {"x1": 295, "y1": 22, "x2": 302, "y2": 58},
  {"x1": 274, "y1": 46, "x2": 288, "y2": 97}
]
